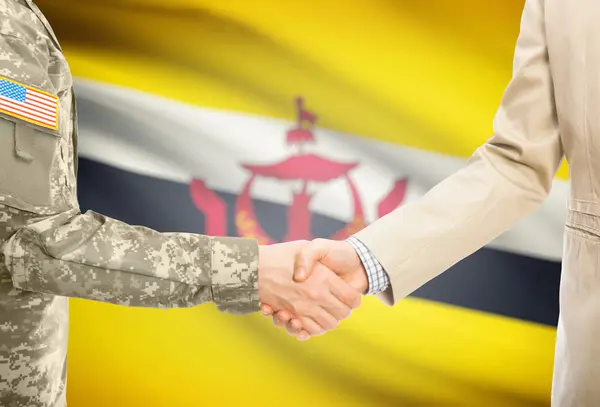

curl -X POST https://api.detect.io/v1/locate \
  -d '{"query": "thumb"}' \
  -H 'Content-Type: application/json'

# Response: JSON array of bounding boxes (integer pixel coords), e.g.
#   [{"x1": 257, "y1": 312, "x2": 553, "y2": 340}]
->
[{"x1": 294, "y1": 239, "x2": 330, "y2": 282}]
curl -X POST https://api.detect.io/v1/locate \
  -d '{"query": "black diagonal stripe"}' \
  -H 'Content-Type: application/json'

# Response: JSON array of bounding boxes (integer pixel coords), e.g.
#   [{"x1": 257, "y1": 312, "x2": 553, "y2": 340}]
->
[{"x1": 77, "y1": 157, "x2": 560, "y2": 327}]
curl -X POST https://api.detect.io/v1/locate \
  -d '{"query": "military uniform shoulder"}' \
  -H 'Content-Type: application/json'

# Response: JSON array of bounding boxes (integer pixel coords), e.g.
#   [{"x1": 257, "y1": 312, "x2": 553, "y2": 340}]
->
[
  {"x1": 0, "y1": 0, "x2": 52, "y2": 50},
  {"x1": 0, "y1": 2, "x2": 57, "y2": 94}
]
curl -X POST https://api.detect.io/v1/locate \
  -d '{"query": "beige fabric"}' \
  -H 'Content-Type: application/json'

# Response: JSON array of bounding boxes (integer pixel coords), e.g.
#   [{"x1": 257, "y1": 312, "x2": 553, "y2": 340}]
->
[{"x1": 354, "y1": 0, "x2": 600, "y2": 405}]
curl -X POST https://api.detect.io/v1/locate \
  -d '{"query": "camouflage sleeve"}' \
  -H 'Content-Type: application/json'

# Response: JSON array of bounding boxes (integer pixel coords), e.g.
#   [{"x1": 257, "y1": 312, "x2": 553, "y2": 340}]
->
[
  {"x1": 2, "y1": 209, "x2": 259, "y2": 314},
  {"x1": 0, "y1": 15, "x2": 259, "y2": 315}
]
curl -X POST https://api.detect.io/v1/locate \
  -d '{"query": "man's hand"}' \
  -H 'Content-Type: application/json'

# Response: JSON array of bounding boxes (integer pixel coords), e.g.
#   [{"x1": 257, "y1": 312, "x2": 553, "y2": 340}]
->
[
  {"x1": 295, "y1": 239, "x2": 368, "y2": 292},
  {"x1": 260, "y1": 238, "x2": 368, "y2": 340},
  {"x1": 258, "y1": 241, "x2": 362, "y2": 337}
]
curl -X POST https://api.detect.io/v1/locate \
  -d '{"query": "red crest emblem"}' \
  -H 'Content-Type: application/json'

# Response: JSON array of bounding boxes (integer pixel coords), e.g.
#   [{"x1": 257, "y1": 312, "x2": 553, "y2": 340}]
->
[{"x1": 190, "y1": 98, "x2": 407, "y2": 242}]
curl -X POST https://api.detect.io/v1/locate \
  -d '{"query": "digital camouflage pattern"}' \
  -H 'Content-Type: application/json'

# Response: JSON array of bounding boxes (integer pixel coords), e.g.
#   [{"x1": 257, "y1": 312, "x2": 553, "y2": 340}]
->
[{"x1": 0, "y1": 1, "x2": 259, "y2": 405}]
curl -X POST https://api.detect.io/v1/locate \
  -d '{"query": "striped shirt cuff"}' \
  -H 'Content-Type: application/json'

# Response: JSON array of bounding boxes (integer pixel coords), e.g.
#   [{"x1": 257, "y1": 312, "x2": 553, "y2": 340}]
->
[{"x1": 346, "y1": 236, "x2": 390, "y2": 296}]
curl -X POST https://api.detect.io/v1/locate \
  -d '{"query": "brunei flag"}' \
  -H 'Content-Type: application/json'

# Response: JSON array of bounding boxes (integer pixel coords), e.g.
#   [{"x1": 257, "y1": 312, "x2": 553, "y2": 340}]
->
[{"x1": 36, "y1": 0, "x2": 562, "y2": 406}]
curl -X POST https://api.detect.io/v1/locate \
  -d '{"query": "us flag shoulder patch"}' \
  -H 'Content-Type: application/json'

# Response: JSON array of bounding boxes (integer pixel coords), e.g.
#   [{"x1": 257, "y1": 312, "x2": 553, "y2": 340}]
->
[{"x1": 0, "y1": 76, "x2": 59, "y2": 131}]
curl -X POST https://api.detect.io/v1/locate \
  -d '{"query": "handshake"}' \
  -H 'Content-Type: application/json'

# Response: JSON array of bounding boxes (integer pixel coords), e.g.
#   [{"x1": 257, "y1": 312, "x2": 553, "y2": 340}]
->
[{"x1": 257, "y1": 238, "x2": 369, "y2": 341}]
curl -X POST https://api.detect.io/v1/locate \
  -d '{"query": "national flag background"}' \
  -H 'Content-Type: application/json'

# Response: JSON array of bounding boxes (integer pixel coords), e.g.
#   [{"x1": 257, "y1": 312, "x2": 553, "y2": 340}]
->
[{"x1": 33, "y1": 0, "x2": 563, "y2": 406}]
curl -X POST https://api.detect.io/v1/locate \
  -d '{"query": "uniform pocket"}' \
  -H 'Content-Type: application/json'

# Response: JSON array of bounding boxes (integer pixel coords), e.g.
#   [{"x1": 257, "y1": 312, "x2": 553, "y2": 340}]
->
[{"x1": 0, "y1": 116, "x2": 60, "y2": 209}]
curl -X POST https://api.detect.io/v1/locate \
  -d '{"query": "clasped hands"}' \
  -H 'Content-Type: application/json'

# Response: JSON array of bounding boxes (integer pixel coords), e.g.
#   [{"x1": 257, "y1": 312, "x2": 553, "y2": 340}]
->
[{"x1": 258, "y1": 239, "x2": 367, "y2": 341}]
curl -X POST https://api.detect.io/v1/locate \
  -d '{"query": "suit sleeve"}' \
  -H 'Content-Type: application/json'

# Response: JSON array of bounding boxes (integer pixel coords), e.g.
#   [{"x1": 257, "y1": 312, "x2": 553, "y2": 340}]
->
[{"x1": 353, "y1": 0, "x2": 563, "y2": 305}]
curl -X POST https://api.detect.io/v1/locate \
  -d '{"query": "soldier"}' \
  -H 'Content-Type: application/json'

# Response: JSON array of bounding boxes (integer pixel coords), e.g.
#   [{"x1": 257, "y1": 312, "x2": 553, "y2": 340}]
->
[{"x1": 0, "y1": 0, "x2": 365, "y2": 405}]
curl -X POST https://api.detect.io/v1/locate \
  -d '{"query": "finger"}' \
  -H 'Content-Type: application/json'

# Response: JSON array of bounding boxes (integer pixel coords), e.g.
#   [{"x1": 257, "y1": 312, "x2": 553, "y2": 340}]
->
[
  {"x1": 302, "y1": 269, "x2": 354, "y2": 321},
  {"x1": 296, "y1": 330, "x2": 311, "y2": 341},
  {"x1": 272, "y1": 310, "x2": 293, "y2": 328},
  {"x1": 272, "y1": 317, "x2": 286, "y2": 328},
  {"x1": 299, "y1": 317, "x2": 327, "y2": 337},
  {"x1": 260, "y1": 304, "x2": 274, "y2": 316},
  {"x1": 322, "y1": 295, "x2": 353, "y2": 321},
  {"x1": 294, "y1": 239, "x2": 330, "y2": 282},
  {"x1": 315, "y1": 286, "x2": 353, "y2": 321},
  {"x1": 285, "y1": 318, "x2": 303, "y2": 335},
  {"x1": 327, "y1": 272, "x2": 362, "y2": 310},
  {"x1": 303, "y1": 303, "x2": 339, "y2": 332}
]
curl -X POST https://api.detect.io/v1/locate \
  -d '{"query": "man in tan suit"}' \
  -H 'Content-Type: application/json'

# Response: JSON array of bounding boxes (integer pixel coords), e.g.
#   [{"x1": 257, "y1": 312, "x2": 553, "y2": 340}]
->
[{"x1": 261, "y1": 0, "x2": 595, "y2": 405}]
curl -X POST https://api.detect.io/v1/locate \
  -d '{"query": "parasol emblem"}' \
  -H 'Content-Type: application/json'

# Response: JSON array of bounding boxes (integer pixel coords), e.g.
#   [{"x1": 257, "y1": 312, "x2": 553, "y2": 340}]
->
[{"x1": 190, "y1": 98, "x2": 407, "y2": 243}]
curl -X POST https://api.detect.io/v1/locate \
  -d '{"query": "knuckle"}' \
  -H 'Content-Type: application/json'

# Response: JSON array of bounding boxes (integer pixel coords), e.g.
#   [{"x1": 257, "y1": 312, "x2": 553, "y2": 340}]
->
[
  {"x1": 293, "y1": 302, "x2": 307, "y2": 316},
  {"x1": 339, "y1": 295, "x2": 351, "y2": 306},
  {"x1": 306, "y1": 288, "x2": 321, "y2": 301},
  {"x1": 317, "y1": 271, "x2": 330, "y2": 282},
  {"x1": 310, "y1": 238, "x2": 326, "y2": 251}
]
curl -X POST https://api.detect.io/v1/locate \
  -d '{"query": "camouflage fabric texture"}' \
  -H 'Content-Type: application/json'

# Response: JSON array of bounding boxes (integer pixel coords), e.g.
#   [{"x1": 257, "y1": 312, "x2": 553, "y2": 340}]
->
[{"x1": 0, "y1": 1, "x2": 259, "y2": 405}]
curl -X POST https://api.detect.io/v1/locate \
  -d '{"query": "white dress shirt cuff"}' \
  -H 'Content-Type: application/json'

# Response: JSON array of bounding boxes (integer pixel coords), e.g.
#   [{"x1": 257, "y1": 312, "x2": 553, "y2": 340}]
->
[{"x1": 346, "y1": 236, "x2": 391, "y2": 296}]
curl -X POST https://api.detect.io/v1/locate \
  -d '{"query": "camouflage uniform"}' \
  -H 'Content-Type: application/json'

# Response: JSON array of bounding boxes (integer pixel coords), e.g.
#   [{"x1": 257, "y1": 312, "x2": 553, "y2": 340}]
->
[{"x1": 0, "y1": 1, "x2": 259, "y2": 405}]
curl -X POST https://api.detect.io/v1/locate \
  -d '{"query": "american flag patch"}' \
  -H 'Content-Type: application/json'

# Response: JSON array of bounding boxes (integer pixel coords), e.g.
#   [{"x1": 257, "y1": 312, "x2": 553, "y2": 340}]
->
[{"x1": 0, "y1": 76, "x2": 59, "y2": 131}]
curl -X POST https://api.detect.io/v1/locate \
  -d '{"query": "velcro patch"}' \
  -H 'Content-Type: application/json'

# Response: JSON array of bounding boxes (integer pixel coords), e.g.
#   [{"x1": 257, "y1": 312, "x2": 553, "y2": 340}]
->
[{"x1": 0, "y1": 76, "x2": 59, "y2": 131}]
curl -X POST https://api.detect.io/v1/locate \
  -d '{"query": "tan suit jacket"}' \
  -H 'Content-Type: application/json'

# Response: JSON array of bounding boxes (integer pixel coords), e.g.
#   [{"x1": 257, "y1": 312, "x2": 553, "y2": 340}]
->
[{"x1": 355, "y1": 0, "x2": 597, "y2": 405}]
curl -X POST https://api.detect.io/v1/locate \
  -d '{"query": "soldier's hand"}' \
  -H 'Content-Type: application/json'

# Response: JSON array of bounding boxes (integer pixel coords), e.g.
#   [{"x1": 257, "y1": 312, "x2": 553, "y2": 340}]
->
[{"x1": 258, "y1": 241, "x2": 361, "y2": 338}]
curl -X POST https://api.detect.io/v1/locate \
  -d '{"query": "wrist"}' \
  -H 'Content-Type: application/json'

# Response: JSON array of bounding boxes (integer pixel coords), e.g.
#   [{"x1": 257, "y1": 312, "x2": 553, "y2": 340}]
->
[
  {"x1": 352, "y1": 263, "x2": 369, "y2": 294},
  {"x1": 257, "y1": 245, "x2": 268, "y2": 302},
  {"x1": 256, "y1": 244, "x2": 291, "y2": 310},
  {"x1": 343, "y1": 241, "x2": 368, "y2": 293}
]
